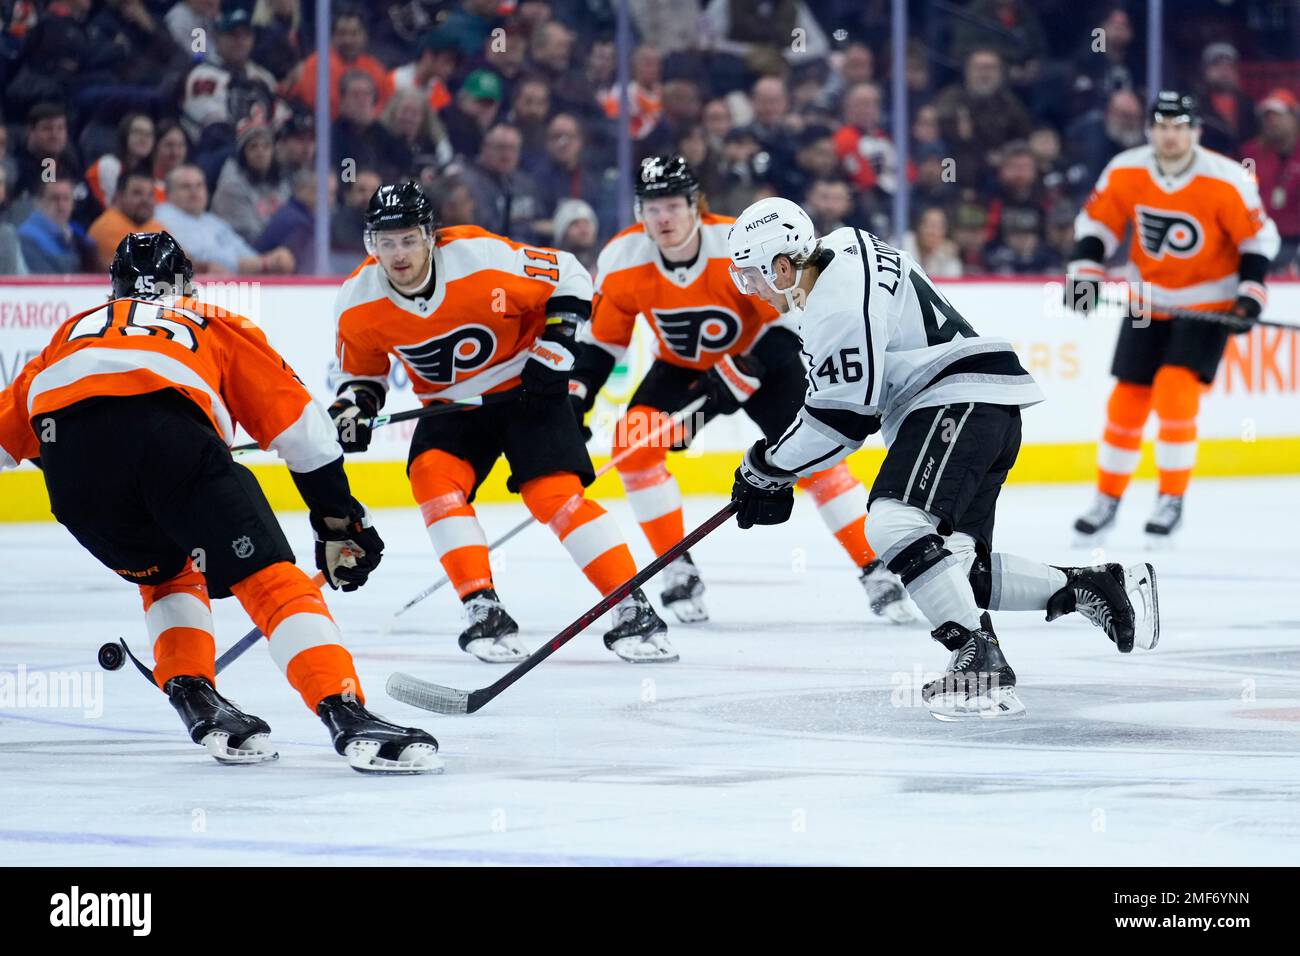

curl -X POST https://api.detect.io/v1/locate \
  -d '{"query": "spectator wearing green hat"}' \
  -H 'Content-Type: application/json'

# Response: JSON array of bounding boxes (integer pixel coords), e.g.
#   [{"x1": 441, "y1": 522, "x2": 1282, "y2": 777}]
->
[{"x1": 442, "y1": 69, "x2": 504, "y2": 159}]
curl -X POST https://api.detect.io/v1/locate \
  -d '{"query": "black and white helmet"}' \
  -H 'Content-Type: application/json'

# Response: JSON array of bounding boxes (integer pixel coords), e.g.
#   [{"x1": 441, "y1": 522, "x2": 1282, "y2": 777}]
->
[
  {"x1": 634, "y1": 154, "x2": 700, "y2": 202},
  {"x1": 1149, "y1": 90, "x2": 1201, "y2": 127},
  {"x1": 727, "y1": 197, "x2": 817, "y2": 295}
]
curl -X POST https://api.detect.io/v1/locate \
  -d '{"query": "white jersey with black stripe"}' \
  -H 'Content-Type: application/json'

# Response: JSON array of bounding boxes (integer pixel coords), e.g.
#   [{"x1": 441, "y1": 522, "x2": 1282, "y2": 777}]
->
[{"x1": 766, "y1": 227, "x2": 1045, "y2": 476}]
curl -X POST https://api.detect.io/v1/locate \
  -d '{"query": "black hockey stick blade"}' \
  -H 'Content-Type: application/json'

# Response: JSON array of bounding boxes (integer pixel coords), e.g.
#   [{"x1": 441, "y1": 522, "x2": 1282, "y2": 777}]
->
[
  {"x1": 118, "y1": 638, "x2": 158, "y2": 687},
  {"x1": 229, "y1": 396, "x2": 483, "y2": 454},
  {"x1": 386, "y1": 501, "x2": 740, "y2": 715}
]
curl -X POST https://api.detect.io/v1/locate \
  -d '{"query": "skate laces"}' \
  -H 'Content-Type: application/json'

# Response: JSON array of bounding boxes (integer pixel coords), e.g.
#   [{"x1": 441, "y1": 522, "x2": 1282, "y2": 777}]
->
[
  {"x1": 464, "y1": 593, "x2": 499, "y2": 625},
  {"x1": 1151, "y1": 494, "x2": 1181, "y2": 522},
  {"x1": 1082, "y1": 494, "x2": 1118, "y2": 524},
  {"x1": 1073, "y1": 585, "x2": 1113, "y2": 635}
]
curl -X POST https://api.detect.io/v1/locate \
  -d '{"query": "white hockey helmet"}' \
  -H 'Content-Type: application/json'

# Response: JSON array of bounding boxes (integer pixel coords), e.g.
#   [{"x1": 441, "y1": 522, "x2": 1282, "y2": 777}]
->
[{"x1": 727, "y1": 197, "x2": 818, "y2": 299}]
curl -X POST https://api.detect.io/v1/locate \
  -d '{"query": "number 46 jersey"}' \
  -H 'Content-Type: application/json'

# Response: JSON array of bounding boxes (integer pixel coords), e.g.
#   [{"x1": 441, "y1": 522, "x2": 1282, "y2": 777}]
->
[{"x1": 766, "y1": 227, "x2": 1045, "y2": 475}]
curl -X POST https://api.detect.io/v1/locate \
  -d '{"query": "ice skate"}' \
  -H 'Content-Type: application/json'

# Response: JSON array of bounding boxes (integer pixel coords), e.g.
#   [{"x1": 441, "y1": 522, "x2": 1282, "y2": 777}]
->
[
  {"x1": 458, "y1": 588, "x2": 530, "y2": 663},
  {"x1": 660, "y1": 551, "x2": 708, "y2": 623},
  {"x1": 1046, "y1": 562, "x2": 1158, "y2": 652},
  {"x1": 1072, "y1": 492, "x2": 1120, "y2": 545},
  {"x1": 922, "y1": 619, "x2": 1025, "y2": 721},
  {"x1": 604, "y1": 587, "x2": 677, "y2": 662},
  {"x1": 166, "y1": 675, "x2": 278, "y2": 765},
  {"x1": 859, "y1": 559, "x2": 921, "y2": 624},
  {"x1": 317, "y1": 694, "x2": 442, "y2": 774},
  {"x1": 1144, "y1": 493, "x2": 1183, "y2": 546}
]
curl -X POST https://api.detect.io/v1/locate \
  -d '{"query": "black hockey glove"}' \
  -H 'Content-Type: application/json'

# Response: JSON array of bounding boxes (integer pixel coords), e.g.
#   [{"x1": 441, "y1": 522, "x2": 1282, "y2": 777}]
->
[
  {"x1": 703, "y1": 353, "x2": 764, "y2": 416},
  {"x1": 1229, "y1": 294, "x2": 1262, "y2": 332},
  {"x1": 328, "y1": 387, "x2": 380, "y2": 453},
  {"x1": 311, "y1": 499, "x2": 384, "y2": 591},
  {"x1": 520, "y1": 322, "x2": 577, "y2": 415},
  {"x1": 732, "y1": 439, "x2": 796, "y2": 529},
  {"x1": 1063, "y1": 275, "x2": 1101, "y2": 315},
  {"x1": 568, "y1": 380, "x2": 593, "y2": 441}
]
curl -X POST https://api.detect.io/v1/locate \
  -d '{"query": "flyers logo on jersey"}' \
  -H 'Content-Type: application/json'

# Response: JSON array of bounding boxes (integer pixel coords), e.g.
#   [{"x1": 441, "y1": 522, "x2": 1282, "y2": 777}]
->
[
  {"x1": 1136, "y1": 206, "x2": 1204, "y2": 259},
  {"x1": 650, "y1": 307, "x2": 742, "y2": 361},
  {"x1": 396, "y1": 325, "x2": 497, "y2": 385}
]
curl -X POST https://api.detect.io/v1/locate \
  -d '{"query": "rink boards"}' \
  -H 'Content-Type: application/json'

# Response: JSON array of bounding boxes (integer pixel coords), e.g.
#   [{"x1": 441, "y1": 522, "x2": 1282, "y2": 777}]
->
[{"x1": 1, "y1": 276, "x2": 1297, "y2": 520}]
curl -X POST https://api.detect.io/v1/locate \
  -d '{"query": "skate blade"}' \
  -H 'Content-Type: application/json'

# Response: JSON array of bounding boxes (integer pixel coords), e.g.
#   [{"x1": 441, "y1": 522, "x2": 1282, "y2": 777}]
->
[
  {"x1": 928, "y1": 687, "x2": 1026, "y2": 721},
  {"x1": 664, "y1": 596, "x2": 709, "y2": 624},
  {"x1": 609, "y1": 633, "x2": 679, "y2": 663},
  {"x1": 345, "y1": 739, "x2": 445, "y2": 775},
  {"x1": 201, "y1": 731, "x2": 279, "y2": 764},
  {"x1": 464, "y1": 635, "x2": 530, "y2": 663},
  {"x1": 1125, "y1": 562, "x2": 1160, "y2": 650}
]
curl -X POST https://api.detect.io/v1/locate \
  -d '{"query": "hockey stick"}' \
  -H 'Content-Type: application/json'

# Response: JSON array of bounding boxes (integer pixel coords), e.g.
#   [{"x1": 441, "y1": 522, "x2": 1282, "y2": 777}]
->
[
  {"x1": 229, "y1": 396, "x2": 484, "y2": 455},
  {"x1": 386, "y1": 500, "x2": 739, "y2": 715},
  {"x1": 1089, "y1": 292, "x2": 1300, "y2": 332},
  {"x1": 383, "y1": 395, "x2": 710, "y2": 629}
]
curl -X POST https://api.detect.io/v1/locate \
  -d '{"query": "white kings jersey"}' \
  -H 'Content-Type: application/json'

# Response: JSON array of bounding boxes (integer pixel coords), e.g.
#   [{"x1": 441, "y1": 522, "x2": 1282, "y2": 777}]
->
[{"x1": 766, "y1": 227, "x2": 1045, "y2": 476}]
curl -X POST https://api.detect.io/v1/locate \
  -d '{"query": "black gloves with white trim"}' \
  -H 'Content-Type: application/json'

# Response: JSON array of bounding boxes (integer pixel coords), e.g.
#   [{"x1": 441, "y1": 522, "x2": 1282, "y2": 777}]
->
[
  {"x1": 522, "y1": 312, "x2": 580, "y2": 415},
  {"x1": 310, "y1": 499, "x2": 385, "y2": 591},
  {"x1": 732, "y1": 438, "x2": 797, "y2": 529},
  {"x1": 329, "y1": 384, "x2": 383, "y2": 453}
]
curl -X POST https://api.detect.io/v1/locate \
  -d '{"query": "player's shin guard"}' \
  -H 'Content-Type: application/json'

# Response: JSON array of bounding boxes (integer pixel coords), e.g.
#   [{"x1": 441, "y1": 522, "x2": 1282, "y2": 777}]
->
[
  {"x1": 868, "y1": 499, "x2": 981, "y2": 631},
  {"x1": 1097, "y1": 382, "x2": 1152, "y2": 499},
  {"x1": 230, "y1": 562, "x2": 362, "y2": 712},
  {"x1": 410, "y1": 448, "x2": 494, "y2": 598},
  {"x1": 967, "y1": 551, "x2": 1068, "y2": 611},
  {"x1": 1152, "y1": 366, "x2": 1200, "y2": 496},
  {"x1": 141, "y1": 563, "x2": 215, "y2": 690},
  {"x1": 799, "y1": 463, "x2": 875, "y2": 565},
  {"x1": 615, "y1": 406, "x2": 685, "y2": 556},
  {"x1": 520, "y1": 474, "x2": 637, "y2": 595}
]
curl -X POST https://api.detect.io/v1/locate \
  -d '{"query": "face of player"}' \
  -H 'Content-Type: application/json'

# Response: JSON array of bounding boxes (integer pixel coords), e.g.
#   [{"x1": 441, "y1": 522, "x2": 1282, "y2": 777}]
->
[
  {"x1": 733, "y1": 255, "x2": 798, "y2": 313},
  {"x1": 641, "y1": 196, "x2": 696, "y2": 252},
  {"x1": 374, "y1": 226, "x2": 432, "y2": 290},
  {"x1": 1150, "y1": 116, "x2": 1196, "y2": 162}
]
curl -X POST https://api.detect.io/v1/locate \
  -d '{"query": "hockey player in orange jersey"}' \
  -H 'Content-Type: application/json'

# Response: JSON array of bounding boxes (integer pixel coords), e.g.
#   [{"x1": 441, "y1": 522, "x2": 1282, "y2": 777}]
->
[
  {"x1": 567, "y1": 156, "x2": 916, "y2": 624},
  {"x1": 0, "y1": 232, "x2": 440, "y2": 773},
  {"x1": 330, "y1": 183, "x2": 675, "y2": 663},
  {"x1": 1066, "y1": 91, "x2": 1279, "y2": 542}
]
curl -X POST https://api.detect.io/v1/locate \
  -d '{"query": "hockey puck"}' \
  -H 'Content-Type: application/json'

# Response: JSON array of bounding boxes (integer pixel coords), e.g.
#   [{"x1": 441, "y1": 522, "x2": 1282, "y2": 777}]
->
[{"x1": 98, "y1": 641, "x2": 125, "y2": 671}]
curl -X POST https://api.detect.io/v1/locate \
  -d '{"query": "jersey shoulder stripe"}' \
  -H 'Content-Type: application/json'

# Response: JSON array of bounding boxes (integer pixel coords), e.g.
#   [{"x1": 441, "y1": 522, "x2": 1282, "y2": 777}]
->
[{"x1": 595, "y1": 223, "x2": 654, "y2": 290}]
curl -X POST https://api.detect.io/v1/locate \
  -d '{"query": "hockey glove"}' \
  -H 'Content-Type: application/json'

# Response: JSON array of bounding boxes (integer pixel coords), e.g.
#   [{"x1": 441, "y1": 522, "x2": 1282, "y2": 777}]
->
[
  {"x1": 1229, "y1": 293, "x2": 1262, "y2": 332},
  {"x1": 520, "y1": 325, "x2": 577, "y2": 414},
  {"x1": 732, "y1": 439, "x2": 796, "y2": 529},
  {"x1": 703, "y1": 353, "x2": 764, "y2": 416},
  {"x1": 568, "y1": 380, "x2": 593, "y2": 441},
  {"x1": 1063, "y1": 275, "x2": 1101, "y2": 316},
  {"x1": 328, "y1": 387, "x2": 380, "y2": 453},
  {"x1": 311, "y1": 499, "x2": 384, "y2": 591}
]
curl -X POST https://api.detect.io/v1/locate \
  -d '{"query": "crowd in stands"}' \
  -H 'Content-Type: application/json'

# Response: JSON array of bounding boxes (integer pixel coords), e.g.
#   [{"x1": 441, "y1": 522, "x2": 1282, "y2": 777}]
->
[{"x1": 1, "y1": 0, "x2": 1297, "y2": 279}]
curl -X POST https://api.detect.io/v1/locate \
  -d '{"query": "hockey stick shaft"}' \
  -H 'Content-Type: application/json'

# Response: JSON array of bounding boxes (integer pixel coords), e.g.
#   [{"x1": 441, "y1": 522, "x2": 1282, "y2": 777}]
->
[
  {"x1": 388, "y1": 395, "x2": 710, "y2": 621},
  {"x1": 387, "y1": 500, "x2": 739, "y2": 715},
  {"x1": 230, "y1": 396, "x2": 483, "y2": 455},
  {"x1": 1092, "y1": 292, "x2": 1299, "y2": 331}
]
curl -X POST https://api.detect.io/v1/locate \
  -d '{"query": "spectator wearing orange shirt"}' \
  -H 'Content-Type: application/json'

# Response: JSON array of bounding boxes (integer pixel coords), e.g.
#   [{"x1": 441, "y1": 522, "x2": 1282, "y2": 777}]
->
[
  {"x1": 833, "y1": 81, "x2": 895, "y2": 195},
  {"x1": 284, "y1": 6, "x2": 393, "y2": 122},
  {"x1": 391, "y1": 30, "x2": 460, "y2": 115},
  {"x1": 87, "y1": 168, "x2": 164, "y2": 269}
]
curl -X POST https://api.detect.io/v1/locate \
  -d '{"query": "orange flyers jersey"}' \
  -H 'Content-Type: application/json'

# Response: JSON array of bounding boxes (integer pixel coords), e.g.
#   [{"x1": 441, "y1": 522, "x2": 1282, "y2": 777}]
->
[
  {"x1": 333, "y1": 225, "x2": 593, "y2": 401},
  {"x1": 1075, "y1": 144, "x2": 1280, "y2": 312},
  {"x1": 0, "y1": 296, "x2": 340, "y2": 474},
  {"x1": 584, "y1": 213, "x2": 785, "y2": 371}
]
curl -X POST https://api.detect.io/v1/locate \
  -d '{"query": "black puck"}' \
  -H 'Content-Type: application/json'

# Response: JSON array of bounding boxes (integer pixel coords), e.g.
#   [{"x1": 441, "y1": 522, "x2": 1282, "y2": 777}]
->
[{"x1": 98, "y1": 641, "x2": 125, "y2": 671}]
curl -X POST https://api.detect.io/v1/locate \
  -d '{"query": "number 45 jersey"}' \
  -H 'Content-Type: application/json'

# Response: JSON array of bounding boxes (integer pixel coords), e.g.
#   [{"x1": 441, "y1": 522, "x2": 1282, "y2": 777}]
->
[{"x1": 766, "y1": 227, "x2": 1045, "y2": 474}]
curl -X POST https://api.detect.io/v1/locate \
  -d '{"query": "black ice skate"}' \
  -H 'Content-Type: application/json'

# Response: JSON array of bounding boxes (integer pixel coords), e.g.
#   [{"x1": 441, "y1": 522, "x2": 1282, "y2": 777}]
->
[
  {"x1": 859, "y1": 559, "x2": 921, "y2": 624},
  {"x1": 1047, "y1": 562, "x2": 1159, "y2": 652},
  {"x1": 1073, "y1": 492, "x2": 1120, "y2": 542},
  {"x1": 317, "y1": 694, "x2": 442, "y2": 774},
  {"x1": 604, "y1": 587, "x2": 677, "y2": 662},
  {"x1": 922, "y1": 618, "x2": 1024, "y2": 721},
  {"x1": 458, "y1": 588, "x2": 529, "y2": 663},
  {"x1": 1143, "y1": 493, "x2": 1183, "y2": 543},
  {"x1": 166, "y1": 675, "x2": 278, "y2": 764},
  {"x1": 660, "y1": 551, "x2": 708, "y2": 623}
]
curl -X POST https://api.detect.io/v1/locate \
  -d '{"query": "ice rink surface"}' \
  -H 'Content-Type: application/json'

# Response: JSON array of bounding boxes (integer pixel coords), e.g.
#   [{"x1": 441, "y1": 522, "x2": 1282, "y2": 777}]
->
[{"x1": 2, "y1": 477, "x2": 1297, "y2": 866}]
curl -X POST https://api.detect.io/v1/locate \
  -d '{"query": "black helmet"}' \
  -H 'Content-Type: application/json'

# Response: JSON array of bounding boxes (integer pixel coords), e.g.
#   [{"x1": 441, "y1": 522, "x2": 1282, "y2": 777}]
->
[
  {"x1": 110, "y1": 231, "x2": 194, "y2": 299},
  {"x1": 634, "y1": 155, "x2": 700, "y2": 201},
  {"x1": 1150, "y1": 90, "x2": 1201, "y2": 127},
  {"x1": 364, "y1": 181, "x2": 437, "y2": 233}
]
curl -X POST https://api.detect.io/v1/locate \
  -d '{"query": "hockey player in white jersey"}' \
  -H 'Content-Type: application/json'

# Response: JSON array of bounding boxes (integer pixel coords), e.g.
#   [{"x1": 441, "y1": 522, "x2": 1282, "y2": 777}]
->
[{"x1": 725, "y1": 197, "x2": 1160, "y2": 719}]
